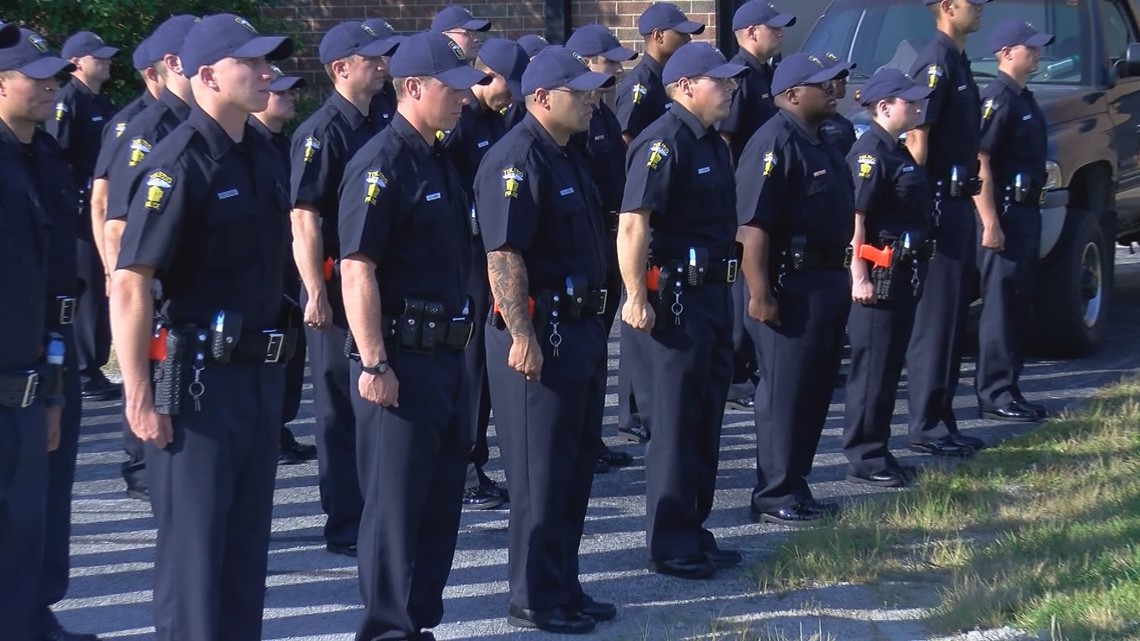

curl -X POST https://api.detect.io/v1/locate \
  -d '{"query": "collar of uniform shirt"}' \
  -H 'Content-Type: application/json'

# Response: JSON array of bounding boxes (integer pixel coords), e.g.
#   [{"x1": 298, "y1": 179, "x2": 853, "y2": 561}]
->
[
  {"x1": 934, "y1": 30, "x2": 963, "y2": 55},
  {"x1": 779, "y1": 109, "x2": 823, "y2": 144},
  {"x1": 69, "y1": 77, "x2": 98, "y2": 97},
  {"x1": 993, "y1": 69, "x2": 1025, "y2": 94},
  {"x1": 187, "y1": 108, "x2": 242, "y2": 159},
  {"x1": 669, "y1": 101, "x2": 718, "y2": 138},
  {"x1": 329, "y1": 90, "x2": 371, "y2": 131},
  {"x1": 160, "y1": 88, "x2": 194, "y2": 121},
  {"x1": 640, "y1": 52, "x2": 665, "y2": 76},
  {"x1": 867, "y1": 120, "x2": 900, "y2": 148},
  {"x1": 521, "y1": 112, "x2": 574, "y2": 153},
  {"x1": 735, "y1": 47, "x2": 771, "y2": 74},
  {"x1": 391, "y1": 112, "x2": 439, "y2": 158}
]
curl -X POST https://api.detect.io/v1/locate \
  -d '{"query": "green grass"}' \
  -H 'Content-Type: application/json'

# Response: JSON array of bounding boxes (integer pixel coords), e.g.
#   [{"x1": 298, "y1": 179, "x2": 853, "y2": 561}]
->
[{"x1": 755, "y1": 379, "x2": 1140, "y2": 640}]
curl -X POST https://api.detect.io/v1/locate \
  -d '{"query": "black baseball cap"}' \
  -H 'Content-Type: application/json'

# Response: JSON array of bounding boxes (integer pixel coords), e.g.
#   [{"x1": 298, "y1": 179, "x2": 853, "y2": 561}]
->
[
  {"x1": 131, "y1": 37, "x2": 153, "y2": 70},
  {"x1": 431, "y1": 6, "x2": 492, "y2": 33},
  {"x1": 638, "y1": 3, "x2": 705, "y2": 36},
  {"x1": 732, "y1": 1, "x2": 796, "y2": 31},
  {"x1": 522, "y1": 45, "x2": 615, "y2": 95},
  {"x1": 662, "y1": 42, "x2": 747, "y2": 85},
  {"x1": 478, "y1": 38, "x2": 529, "y2": 101},
  {"x1": 320, "y1": 21, "x2": 397, "y2": 64},
  {"x1": 180, "y1": 14, "x2": 292, "y2": 78},
  {"x1": 147, "y1": 15, "x2": 200, "y2": 63},
  {"x1": 269, "y1": 63, "x2": 306, "y2": 91},
  {"x1": 361, "y1": 17, "x2": 404, "y2": 54},
  {"x1": 61, "y1": 31, "x2": 120, "y2": 60},
  {"x1": 389, "y1": 31, "x2": 491, "y2": 89},
  {"x1": 859, "y1": 67, "x2": 932, "y2": 105},
  {"x1": 989, "y1": 20, "x2": 1055, "y2": 52},
  {"x1": 566, "y1": 25, "x2": 637, "y2": 62},
  {"x1": 518, "y1": 34, "x2": 551, "y2": 58},
  {"x1": 0, "y1": 29, "x2": 74, "y2": 79},
  {"x1": 771, "y1": 52, "x2": 848, "y2": 94}
]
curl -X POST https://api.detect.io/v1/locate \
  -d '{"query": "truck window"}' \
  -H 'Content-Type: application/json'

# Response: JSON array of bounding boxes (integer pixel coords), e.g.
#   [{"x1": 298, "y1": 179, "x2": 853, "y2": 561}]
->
[{"x1": 1102, "y1": 0, "x2": 1139, "y2": 60}]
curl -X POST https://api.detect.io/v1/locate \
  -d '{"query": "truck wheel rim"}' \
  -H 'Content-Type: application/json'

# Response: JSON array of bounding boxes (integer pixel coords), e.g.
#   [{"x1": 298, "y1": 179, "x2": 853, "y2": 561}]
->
[{"x1": 1082, "y1": 241, "x2": 1103, "y2": 329}]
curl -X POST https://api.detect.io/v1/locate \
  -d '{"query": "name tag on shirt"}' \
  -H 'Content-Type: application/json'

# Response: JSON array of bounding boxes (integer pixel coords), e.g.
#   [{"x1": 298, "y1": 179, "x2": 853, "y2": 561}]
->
[
  {"x1": 902, "y1": 165, "x2": 915, "y2": 173},
  {"x1": 91, "y1": 116, "x2": 104, "y2": 122},
  {"x1": 1023, "y1": 114, "x2": 1032, "y2": 121},
  {"x1": 426, "y1": 192, "x2": 441, "y2": 202},
  {"x1": 958, "y1": 85, "x2": 967, "y2": 91},
  {"x1": 697, "y1": 166, "x2": 711, "y2": 175},
  {"x1": 477, "y1": 140, "x2": 490, "y2": 148},
  {"x1": 559, "y1": 187, "x2": 575, "y2": 196},
  {"x1": 813, "y1": 169, "x2": 827, "y2": 177},
  {"x1": 594, "y1": 135, "x2": 606, "y2": 141},
  {"x1": 217, "y1": 189, "x2": 239, "y2": 200}
]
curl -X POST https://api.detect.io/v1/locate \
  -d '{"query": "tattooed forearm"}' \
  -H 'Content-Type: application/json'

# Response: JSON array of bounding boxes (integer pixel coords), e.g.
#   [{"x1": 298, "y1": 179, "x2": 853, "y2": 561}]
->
[{"x1": 487, "y1": 247, "x2": 534, "y2": 339}]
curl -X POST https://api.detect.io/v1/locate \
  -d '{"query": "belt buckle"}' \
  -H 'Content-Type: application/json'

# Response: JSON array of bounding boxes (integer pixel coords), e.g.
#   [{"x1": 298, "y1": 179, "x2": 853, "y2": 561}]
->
[
  {"x1": 20, "y1": 372, "x2": 40, "y2": 408},
  {"x1": 58, "y1": 296, "x2": 76, "y2": 325},
  {"x1": 597, "y1": 288, "x2": 608, "y2": 315},
  {"x1": 263, "y1": 331, "x2": 285, "y2": 363},
  {"x1": 725, "y1": 259, "x2": 739, "y2": 284}
]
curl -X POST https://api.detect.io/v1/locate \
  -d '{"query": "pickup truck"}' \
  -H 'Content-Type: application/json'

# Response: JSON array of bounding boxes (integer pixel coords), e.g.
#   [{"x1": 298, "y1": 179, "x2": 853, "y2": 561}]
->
[{"x1": 798, "y1": 0, "x2": 1140, "y2": 356}]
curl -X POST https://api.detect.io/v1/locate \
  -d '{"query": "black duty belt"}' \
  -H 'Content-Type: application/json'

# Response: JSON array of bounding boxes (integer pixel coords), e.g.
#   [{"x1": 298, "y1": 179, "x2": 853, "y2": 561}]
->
[
  {"x1": 382, "y1": 315, "x2": 474, "y2": 352},
  {"x1": 649, "y1": 257, "x2": 739, "y2": 288},
  {"x1": 786, "y1": 247, "x2": 849, "y2": 271},
  {"x1": 50, "y1": 296, "x2": 77, "y2": 326},
  {"x1": 0, "y1": 371, "x2": 40, "y2": 408},
  {"x1": 231, "y1": 329, "x2": 295, "y2": 364},
  {"x1": 489, "y1": 287, "x2": 608, "y2": 330}
]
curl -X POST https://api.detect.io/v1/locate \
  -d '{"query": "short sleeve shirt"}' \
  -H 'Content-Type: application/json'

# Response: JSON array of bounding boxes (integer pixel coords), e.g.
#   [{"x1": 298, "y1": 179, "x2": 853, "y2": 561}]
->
[
  {"x1": 820, "y1": 112, "x2": 857, "y2": 157},
  {"x1": 615, "y1": 55, "x2": 668, "y2": 139},
  {"x1": 909, "y1": 32, "x2": 983, "y2": 181},
  {"x1": 737, "y1": 110, "x2": 855, "y2": 249},
  {"x1": 978, "y1": 71, "x2": 1047, "y2": 188},
  {"x1": 105, "y1": 90, "x2": 192, "y2": 222},
  {"x1": 442, "y1": 101, "x2": 510, "y2": 200},
  {"x1": 571, "y1": 102, "x2": 627, "y2": 217},
  {"x1": 44, "y1": 78, "x2": 117, "y2": 187},
  {"x1": 719, "y1": 49, "x2": 777, "y2": 162},
  {"x1": 92, "y1": 91, "x2": 155, "y2": 181},
  {"x1": 117, "y1": 109, "x2": 290, "y2": 329},
  {"x1": 847, "y1": 121, "x2": 933, "y2": 240}
]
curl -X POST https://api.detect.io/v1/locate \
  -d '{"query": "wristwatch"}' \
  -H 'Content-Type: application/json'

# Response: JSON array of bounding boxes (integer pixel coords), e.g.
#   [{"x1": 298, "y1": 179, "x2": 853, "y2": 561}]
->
[{"x1": 361, "y1": 361, "x2": 389, "y2": 376}]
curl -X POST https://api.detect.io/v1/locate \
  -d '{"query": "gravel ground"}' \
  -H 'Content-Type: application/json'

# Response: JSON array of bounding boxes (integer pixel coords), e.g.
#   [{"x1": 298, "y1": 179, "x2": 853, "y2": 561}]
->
[{"x1": 56, "y1": 248, "x2": 1140, "y2": 641}]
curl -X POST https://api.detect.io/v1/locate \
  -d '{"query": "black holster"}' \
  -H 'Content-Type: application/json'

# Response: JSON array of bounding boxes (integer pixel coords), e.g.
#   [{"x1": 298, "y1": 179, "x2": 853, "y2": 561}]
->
[{"x1": 153, "y1": 325, "x2": 192, "y2": 416}]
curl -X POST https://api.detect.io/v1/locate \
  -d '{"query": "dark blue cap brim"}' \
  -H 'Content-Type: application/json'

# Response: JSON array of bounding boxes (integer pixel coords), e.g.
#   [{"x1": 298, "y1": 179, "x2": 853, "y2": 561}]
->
[
  {"x1": 270, "y1": 76, "x2": 305, "y2": 91},
  {"x1": 0, "y1": 23, "x2": 18, "y2": 48},
  {"x1": 767, "y1": 14, "x2": 797, "y2": 28},
  {"x1": 602, "y1": 45, "x2": 638, "y2": 62},
  {"x1": 1025, "y1": 32, "x2": 1055, "y2": 47},
  {"x1": 564, "y1": 70, "x2": 616, "y2": 91},
  {"x1": 897, "y1": 84, "x2": 933, "y2": 101},
  {"x1": 359, "y1": 37, "x2": 400, "y2": 57},
  {"x1": 706, "y1": 61, "x2": 749, "y2": 79},
  {"x1": 507, "y1": 79, "x2": 523, "y2": 101},
  {"x1": 673, "y1": 20, "x2": 706, "y2": 34},
  {"x1": 18, "y1": 56, "x2": 75, "y2": 80},
  {"x1": 806, "y1": 65, "x2": 847, "y2": 84},
  {"x1": 90, "y1": 45, "x2": 120, "y2": 59},
  {"x1": 436, "y1": 64, "x2": 492, "y2": 89},
  {"x1": 463, "y1": 19, "x2": 492, "y2": 32},
  {"x1": 231, "y1": 36, "x2": 293, "y2": 62}
]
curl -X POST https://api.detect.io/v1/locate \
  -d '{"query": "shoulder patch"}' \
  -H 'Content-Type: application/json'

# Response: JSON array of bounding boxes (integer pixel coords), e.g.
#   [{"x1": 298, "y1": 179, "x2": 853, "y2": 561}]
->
[
  {"x1": 646, "y1": 140, "x2": 670, "y2": 169},
  {"x1": 926, "y1": 64, "x2": 943, "y2": 89},
  {"x1": 632, "y1": 83, "x2": 648, "y2": 104},
  {"x1": 114, "y1": 121, "x2": 128, "y2": 138},
  {"x1": 54, "y1": 101, "x2": 68, "y2": 121},
  {"x1": 857, "y1": 154, "x2": 877, "y2": 179},
  {"x1": 982, "y1": 98, "x2": 1000, "y2": 120},
  {"x1": 302, "y1": 135, "x2": 321, "y2": 163},
  {"x1": 128, "y1": 138, "x2": 151, "y2": 167},
  {"x1": 143, "y1": 170, "x2": 174, "y2": 212},
  {"x1": 502, "y1": 166, "x2": 525, "y2": 198},
  {"x1": 363, "y1": 169, "x2": 388, "y2": 205},
  {"x1": 762, "y1": 150, "x2": 778, "y2": 177}
]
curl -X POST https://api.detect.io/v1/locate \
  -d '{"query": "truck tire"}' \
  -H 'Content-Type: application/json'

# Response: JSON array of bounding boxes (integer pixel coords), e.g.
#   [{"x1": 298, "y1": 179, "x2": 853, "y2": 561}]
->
[{"x1": 1033, "y1": 208, "x2": 1109, "y2": 357}]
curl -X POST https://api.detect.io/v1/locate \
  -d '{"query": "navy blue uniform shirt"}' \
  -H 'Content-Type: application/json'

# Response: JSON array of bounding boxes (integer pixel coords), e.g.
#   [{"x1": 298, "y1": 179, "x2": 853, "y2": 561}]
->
[
  {"x1": 369, "y1": 84, "x2": 397, "y2": 129},
  {"x1": 737, "y1": 110, "x2": 854, "y2": 250},
  {"x1": 117, "y1": 109, "x2": 290, "y2": 330},
  {"x1": 105, "y1": 90, "x2": 192, "y2": 222},
  {"x1": 45, "y1": 78, "x2": 117, "y2": 189},
  {"x1": 848, "y1": 121, "x2": 933, "y2": 240},
  {"x1": 443, "y1": 101, "x2": 510, "y2": 200},
  {"x1": 338, "y1": 113, "x2": 471, "y2": 317},
  {"x1": 290, "y1": 91, "x2": 378, "y2": 257},
  {"x1": 475, "y1": 113, "x2": 608, "y2": 295},
  {"x1": 821, "y1": 112, "x2": 857, "y2": 156},
  {"x1": 909, "y1": 32, "x2": 982, "y2": 182},
  {"x1": 249, "y1": 116, "x2": 291, "y2": 176},
  {"x1": 621, "y1": 103, "x2": 737, "y2": 260},
  {"x1": 92, "y1": 91, "x2": 155, "y2": 180},
  {"x1": 719, "y1": 48, "x2": 776, "y2": 162},
  {"x1": 615, "y1": 54, "x2": 668, "y2": 139},
  {"x1": 572, "y1": 102, "x2": 626, "y2": 217},
  {"x1": 979, "y1": 71, "x2": 1047, "y2": 187}
]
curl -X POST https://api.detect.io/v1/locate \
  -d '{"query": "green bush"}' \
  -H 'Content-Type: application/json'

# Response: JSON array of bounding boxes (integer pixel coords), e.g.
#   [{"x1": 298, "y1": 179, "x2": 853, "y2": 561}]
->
[{"x1": 0, "y1": 0, "x2": 278, "y2": 106}]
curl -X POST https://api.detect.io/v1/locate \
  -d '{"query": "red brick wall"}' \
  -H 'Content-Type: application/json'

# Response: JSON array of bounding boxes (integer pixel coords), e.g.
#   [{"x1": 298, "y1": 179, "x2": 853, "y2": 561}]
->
[{"x1": 266, "y1": 0, "x2": 719, "y2": 96}]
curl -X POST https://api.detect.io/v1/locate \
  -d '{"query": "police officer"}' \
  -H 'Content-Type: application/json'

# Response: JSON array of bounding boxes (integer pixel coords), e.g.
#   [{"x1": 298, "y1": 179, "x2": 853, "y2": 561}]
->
[
  {"x1": 842, "y1": 68, "x2": 934, "y2": 489},
  {"x1": 362, "y1": 18, "x2": 403, "y2": 128},
  {"x1": 111, "y1": 14, "x2": 293, "y2": 640},
  {"x1": 338, "y1": 31, "x2": 488, "y2": 641},
  {"x1": 250, "y1": 65, "x2": 318, "y2": 465},
  {"x1": 615, "y1": 2, "x2": 703, "y2": 143},
  {"x1": 974, "y1": 21, "x2": 1053, "y2": 422},
  {"x1": 477, "y1": 46, "x2": 615, "y2": 632},
  {"x1": 46, "y1": 30, "x2": 120, "y2": 403},
  {"x1": 719, "y1": 0, "x2": 796, "y2": 414},
  {"x1": 431, "y1": 4, "x2": 491, "y2": 59},
  {"x1": 620, "y1": 42, "x2": 745, "y2": 578},
  {"x1": 0, "y1": 24, "x2": 68, "y2": 641},
  {"x1": 905, "y1": 0, "x2": 990, "y2": 456},
  {"x1": 566, "y1": 24, "x2": 638, "y2": 473},
  {"x1": 738, "y1": 53, "x2": 852, "y2": 526},
  {"x1": 518, "y1": 33, "x2": 551, "y2": 59},
  {"x1": 290, "y1": 21, "x2": 395, "y2": 558},
  {"x1": 101, "y1": 14, "x2": 198, "y2": 503},
  {"x1": 819, "y1": 52, "x2": 857, "y2": 156},
  {"x1": 441, "y1": 37, "x2": 527, "y2": 510}
]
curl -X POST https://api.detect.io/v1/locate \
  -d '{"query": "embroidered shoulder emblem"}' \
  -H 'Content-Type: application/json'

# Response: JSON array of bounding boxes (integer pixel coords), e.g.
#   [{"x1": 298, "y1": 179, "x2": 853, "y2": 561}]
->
[
  {"x1": 143, "y1": 170, "x2": 174, "y2": 212},
  {"x1": 857, "y1": 154, "x2": 877, "y2": 179},
  {"x1": 926, "y1": 64, "x2": 943, "y2": 89},
  {"x1": 363, "y1": 169, "x2": 388, "y2": 205},
  {"x1": 128, "y1": 138, "x2": 151, "y2": 167},
  {"x1": 632, "y1": 83, "x2": 648, "y2": 104},
  {"x1": 502, "y1": 166, "x2": 524, "y2": 198},
  {"x1": 302, "y1": 135, "x2": 321, "y2": 163},
  {"x1": 762, "y1": 150, "x2": 778, "y2": 177},
  {"x1": 646, "y1": 140, "x2": 670, "y2": 169}
]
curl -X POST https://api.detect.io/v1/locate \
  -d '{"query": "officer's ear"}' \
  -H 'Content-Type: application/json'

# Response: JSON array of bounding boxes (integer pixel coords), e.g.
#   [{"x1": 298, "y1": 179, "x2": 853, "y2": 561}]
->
[
  {"x1": 330, "y1": 57, "x2": 350, "y2": 81},
  {"x1": 651, "y1": 28, "x2": 666, "y2": 45},
  {"x1": 198, "y1": 64, "x2": 220, "y2": 91},
  {"x1": 162, "y1": 54, "x2": 184, "y2": 77},
  {"x1": 532, "y1": 87, "x2": 552, "y2": 110},
  {"x1": 675, "y1": 77, "x2": 694, "y2": 98}
]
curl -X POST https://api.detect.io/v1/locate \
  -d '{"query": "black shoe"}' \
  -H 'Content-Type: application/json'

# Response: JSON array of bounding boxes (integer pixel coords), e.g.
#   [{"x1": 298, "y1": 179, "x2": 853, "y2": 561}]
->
[
  {"x1": 41, "y1": 630, "x2": 101, "y2": 641},
  {"x1": 701, "y1": 547, "x2": 742, "y2": 568},
  {"x1": 750, "y1": 504, "x2": 830, "y2": 527},
  {"x1": 1012, "y1": 393, "x2": 1049, "y2": 418},
  {"x1": 909, "y1": 436, "x2": 976, "y2": 458},
  {"x1": 594, "y1": 458, "x2": 610, "y2": 474},
  {"x1": 125, "y1": 485, "x2": 149, "y2": 502},
  {"x1": 282, "y1": 441, "x2": 317, "y2": 461},
  {"x1": 507, "y1": 604, "x2": 595, "y2": 634},
  {"x1": 326, "y1": 542, "x2": 357, "y2": 557},
  {"x1": 485, "y1": 480, "x2": 509, "y2": 503},
  {"x1": 574, "y1": 593, "x2": 617, "y2": 622},
  {"x1": 803, "y1": 498, "x2": 840, "y2": 517},
  {"x1": 647, "y1": 555, "x2": 717, "y2": 579},
  {"x1": 599, "y1": 447, "x2": 633, "y2": 468},
  {"x1": 81, "y1": 377, "x2": 121, "y2": 401},
  {"x1": 979, "y1": 402, "x2": 1041, "y2": 423},
  {"x1": 463, "y1": 485, "x2": 505, "y2": 510},
  {"x1": 412, "y1": 633, "x2": 436, "y2": 641},
  {"x1": 726, "y1": 395, "x2": 754, "y2": 410},
  {"x1": 618, "y1": 424, "x2": 650, "y2": 444},
  {"x1": 278, "y1": 449, "x2": 301, "y2": 465},
  {"x1": 948, "y1": 432, "x2": 987, "y2": 450},
  {"x1": 846, "y1": 467, "x2": 912, "y2": 488}
]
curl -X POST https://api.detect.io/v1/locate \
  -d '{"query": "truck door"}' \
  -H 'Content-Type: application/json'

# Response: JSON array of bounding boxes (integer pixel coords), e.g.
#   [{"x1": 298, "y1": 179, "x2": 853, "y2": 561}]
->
[{"x1": 1103, "y1": 0, "x2": 1140, "y2": 189}]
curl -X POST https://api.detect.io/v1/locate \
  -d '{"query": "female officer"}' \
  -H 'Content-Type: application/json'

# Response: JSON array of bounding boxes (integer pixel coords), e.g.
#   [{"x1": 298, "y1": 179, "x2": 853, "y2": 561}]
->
[{"x1": 842, "y1": 67, "x2": 935, "y2": 488}]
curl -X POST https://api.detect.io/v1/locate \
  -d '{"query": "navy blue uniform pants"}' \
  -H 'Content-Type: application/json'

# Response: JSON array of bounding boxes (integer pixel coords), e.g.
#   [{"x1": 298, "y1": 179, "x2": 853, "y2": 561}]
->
[
  {"x1": 843, "y1": 275, "x2": 920, "y2": 477},
  {"x1": 35, "y1": 325, "x2": 82, "y2": 635},
  {"x1": 302, "y1": 281, "x2": 362, "y2": 547},
  {"x1": 729, "y1": 277, "x2": 759, "y2": 400},
  {"x1": 75, "y1": 237, "x2": 111, "y2": 381},
  {"x1": 487, "y1": 318, "x2": 606, "y2": 610},
  {"x1": 121, "y1": 413, "x2": 146, "y2": 490},
  {"x1": 906, "y1": 199, "x2": 977, "y2": 442},
  {"x1": 976, "y1": 203, "x2": 1040, "y2": 409},
  {"x1": 463, "y1": 247, "x2": 494, "y2": 490},
  {"x1": 148, "y1": 363, "x2": 283, "y2": 641},
  {"x1": 281, "y1": 323, "x2": 307, "y2": 440},
  {"x1": 0, "y1": 402, "x2": 48, "y2": 641},
  {"x1": 625, "y1": 285, "x2": 732, "y2": 560},
  {"x1": 749, "y1": 270, "x2": 849, "y2": 513},
  {"x1": 353, "y1": 351, "x2": 470, "y2": 641}
]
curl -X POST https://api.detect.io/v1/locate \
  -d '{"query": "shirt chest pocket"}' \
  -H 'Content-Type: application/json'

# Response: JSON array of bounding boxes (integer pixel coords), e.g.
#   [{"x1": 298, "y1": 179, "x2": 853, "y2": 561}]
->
[
  {"x1": 202, "y1": 187, "x2": 260, "y2": 271},
  {"x1": 895, "y1": 165, "x2": 932, "y2": 203},
  {"x1": 409, "y1": 185, "x2": 457, "y2": 225},
  {"x1": 549, "y1": 188, "x2": 592, "y2": 245}
]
